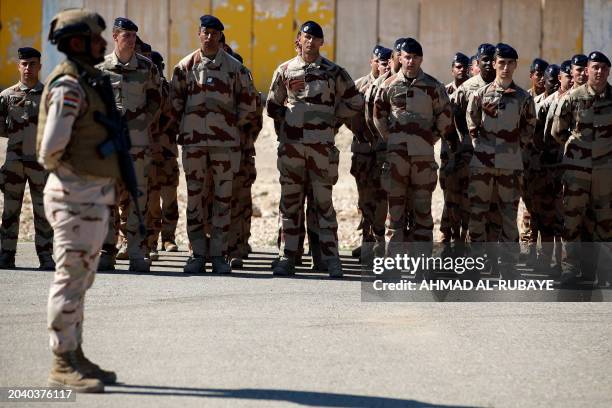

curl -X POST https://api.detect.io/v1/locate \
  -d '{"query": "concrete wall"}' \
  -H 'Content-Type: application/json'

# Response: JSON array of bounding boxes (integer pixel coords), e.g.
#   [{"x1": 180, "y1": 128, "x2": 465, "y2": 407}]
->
[{"x1": 0, "y1": 0, "x2": 610, "y2": 91}]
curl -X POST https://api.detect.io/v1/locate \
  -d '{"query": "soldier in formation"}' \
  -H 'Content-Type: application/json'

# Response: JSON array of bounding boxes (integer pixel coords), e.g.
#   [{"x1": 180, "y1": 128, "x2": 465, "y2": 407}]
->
[{"x1": 0, "y1": 47, "x2": 54, "y2": 270}]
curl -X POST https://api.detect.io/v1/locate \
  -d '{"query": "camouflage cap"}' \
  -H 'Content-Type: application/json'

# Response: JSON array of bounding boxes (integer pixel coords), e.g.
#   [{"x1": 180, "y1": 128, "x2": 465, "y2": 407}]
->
[
  {"x1": 48, "y1": 8, "x2": 106, "y2": 44},
  {"x1": 560, "y1": 59, "x2": 572, "y2": 74}
]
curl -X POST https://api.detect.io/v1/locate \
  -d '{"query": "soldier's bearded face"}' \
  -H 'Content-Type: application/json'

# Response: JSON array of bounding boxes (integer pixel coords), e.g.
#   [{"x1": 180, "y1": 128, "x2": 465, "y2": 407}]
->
[
  {"x1": 18, "y1": 58, "x2": 41, "y2": 83},
  {"x1": 571, "y1": 66, "x2": 588, "y2": 86},
  {"x1": 400, "y1": 51, "x2": 422, "y2": 77},
  {"x1": 114, "y1": 30, "x2": 136, "y2": 54},
  {"x1": 199, "y1": 27, "x2": 221, "y2": 54},
  {"x1": 452, "y1": 62, "x2": 468, "y2": 81},
  {"x1": 587, "y1": 62, "x2": 610, "y2": 90},
  {"x1": 494, "y1": 57, "x2": 517, "y2": 80}
]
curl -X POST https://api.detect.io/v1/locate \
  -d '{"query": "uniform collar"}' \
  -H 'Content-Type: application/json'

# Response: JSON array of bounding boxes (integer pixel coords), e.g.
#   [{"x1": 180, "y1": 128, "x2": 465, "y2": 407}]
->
[
  {"x1": 199, "y1": 48, "x2": 225, "y2": 68},
  {"x1": 586, "y1": 83, "x2": 611, "y2": 99},
  {"x1": 110, "y1": 51, "x2": 138, "y2": 70},
  {"x1": 17, "y1": 81, "x2": 43, "y2": 92},
  {"x1": 399, "y1": 68, "x2": 424, "y2": 84},
  {"x1": 296, "y1": 54, "x2": 323, "y2": 69},
  {"x1": 492, "y1": 79, "x2": 518, "y2": 94}
]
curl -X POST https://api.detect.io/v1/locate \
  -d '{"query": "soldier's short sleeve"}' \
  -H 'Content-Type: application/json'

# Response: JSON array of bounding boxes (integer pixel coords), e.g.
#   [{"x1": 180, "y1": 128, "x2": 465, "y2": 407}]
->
[
  {"x1": 551, "y1": 94, "x2": 572, "y2": 144},
  {"x1": 466, "y1": 89, "x2": 482, "y2": 140},
  {"x1": 266, "y1": 66, "x2": 287, "y2": 122},
  {"x1": 335, "y1": 68, "x2": 364, "y2": 120}
]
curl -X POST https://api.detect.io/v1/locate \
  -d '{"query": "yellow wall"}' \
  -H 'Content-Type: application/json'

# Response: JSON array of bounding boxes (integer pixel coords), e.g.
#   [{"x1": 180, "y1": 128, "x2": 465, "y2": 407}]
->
[{"x1": 0, "y1": 0, "x2": 43, "y2": 88}]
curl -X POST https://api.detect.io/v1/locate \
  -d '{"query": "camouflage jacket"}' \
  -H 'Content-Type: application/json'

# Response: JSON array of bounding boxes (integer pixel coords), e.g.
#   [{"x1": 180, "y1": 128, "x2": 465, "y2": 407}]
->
[
  {"x1": 97, "y1": 52, "x2": 161, "y2": 147},
  {"x1": 453, "y1": 74, "x2": 492, "y2": 152},
  {"x1": 467, "y1": 80, "x2": 536, "y2": 170},
  {"x1": 171, "y1": 48, "x2": 257, "y2": 148},
  {"x1": 365, "y1": 70, "x2": 392, "y2": 145},
  {"x1": 349, "y1": 72, "x2": 376, "y2": 153},
  {"x1": 441, "y1": 81, "x2": 462, "y2": 161},
  {"x1": 153, "y1": 76, "x2": 178, "y2": 158},
  {"x1": 241, "y1": 91, "x2": 263, "y2": 155},
  {"x1": 266, "y1": 54, "x2": 364, "y2": 145},
  {"x1": 373, "y1": 69, "x2": 453, "y2": 156},
  {"x1": 536, "y1": 90, "x2": 566, "y2": 167},
  {"x1": 552, "y1": 83, "x2": 612, "y2": 169},
  {"x1": 0, "y1": 81, "x2": 44, "y2": 162}
]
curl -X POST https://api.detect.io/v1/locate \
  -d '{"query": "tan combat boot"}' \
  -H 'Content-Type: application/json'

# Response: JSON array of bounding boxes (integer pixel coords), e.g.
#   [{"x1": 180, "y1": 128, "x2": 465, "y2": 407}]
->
[
  {"x1": 75, "y1": 345, "x2": 117, "y2": 384},
  {"x1": 47, "y1": 351, "x2": 104, "y2": 393}
]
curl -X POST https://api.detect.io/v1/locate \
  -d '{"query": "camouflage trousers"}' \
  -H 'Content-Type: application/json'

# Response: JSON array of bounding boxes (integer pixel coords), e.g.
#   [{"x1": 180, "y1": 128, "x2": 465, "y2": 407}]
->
[
  {"x1": 278, "y1": 142, "x2": 340, "y2": 260},
  {"x1": 531, "y1": 167, "x2": 563, "y2": 261},
  {"x1": 561, "y1": 168, "x2": 612, "y2": 275},
  {"x1": 439, "y1": 155, "x2": 470, "y2": 243},
  {"x1": 384, "y1": 149, "x2": 438, "y2": 244},
  {"x1": 183, "y1": 146, "x2": 236, "y2": 257},
  {"x1": 468, "y1": 168, "x2": 521, "y2": 264},
  {"x1": 44, "y1": 197, "x2": 109, "y2": 353},
  {"x1": 350, "y1": 152, "x2": 387, "y2": 243},
  {"x1": 275, "y1": 183, "x2": 315, "y2": 255},
  {"x1": 520, "y1": 168, "x2": 537, "y2": 247},
  {"x1": 103, "y1": 147, "x2": 150, "y2": 258},
  {"x1": 228, "y1": 151, "x2": 257, "y2": 258},
  {"x1": 0, "y1": 160, "x2": 53, "y2": 255},
  {"x1": 146, "y1": 156, "x2": 180, "y2": 250}
]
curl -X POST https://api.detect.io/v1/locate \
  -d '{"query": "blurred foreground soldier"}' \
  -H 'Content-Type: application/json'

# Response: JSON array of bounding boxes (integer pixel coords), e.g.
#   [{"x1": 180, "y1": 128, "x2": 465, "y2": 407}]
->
[
  {"x1": 0, "y1": 47, "x2": 54, "y2": 270},
  {"x1": 146, "y1": 51, "x2": 180, "y2": 258},
  {"x1": 520, "y1": 58, "x2": 549, "y2": 262},
  {"x1": 453, "y1": 43, "x2": 498, "y2": 265},
  {"x1": 533, "y1": 60, "x2": 572, "y2": 275},
  {"x1": 97, "y1": 17, "x2": 161, "y2": 272},
  {"x1": 440, "y1": 52, "x2": 469, "y2": 255},
  {"x1": 171, "y1": 15, "x2": 257, "y2": 274},
  {"x1": 348, "y1": 46, "x2": 390, "y2": 263},
  {"x1": 466, "y1": 43, "x2": 536, "y2": 280},
  {"x1": 552, "y1": 51, "x2": 612, "y2": 288},
  {"x1": 267, "y1": 20, "x2": 364, "y2": 277},
  {"x1": 37, "y1": 8, "x2": 119, "y2": 392},
  {"x1": 374, "y1": 38, "x2": 453, "y2": 276}
]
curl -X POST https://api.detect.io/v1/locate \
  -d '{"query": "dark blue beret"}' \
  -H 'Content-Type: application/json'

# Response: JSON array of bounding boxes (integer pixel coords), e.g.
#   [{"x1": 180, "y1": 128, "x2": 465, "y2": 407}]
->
[
  {"x1": 377, "y1": 47, "x2": 392, "y2": 61},
  {"x1": 151, "y1": 51, "x2": 163, "y2": 64},
  {"x1": 300, "y1": 20, "x2": 323, "y2": 38},
  {"x1": 571, "y1": 54, "x2": 588, "y2": 67},
  {"x1": 477, "y1": 43, "x2": 495, "y2": 58},
  {"x1": 560, "y1": 60, "x2": 571, "y2": 74},
  {"x1": 200, "y1": 15, "x2": 224, "y2": 31},
  {"x1": 18, "y1": 47, "x2": 40, "y2": 59},
  {"x1": 495, "y1": 43, "x2": 518, "y2": 59},
  {"x1": 470, "y1": 54, "x2": 478, "y2": 64},
  {"x1": 400, "y1": 38, "x2": 422, "y2": 56},
  {"x1": 372, "y1": 45, "x2": 384, "y2": 56},
  {"x1": 545, "y1": 64, "x2": 560, "y2": 77},
  {"x1": 588, "y1": 51, "x2": 611, "y2": 67},
  {"x1": 530, "y1": 58, "x2": 548, "y2": 73},
  {"x1": 113, "y1": 17, "x2": 138, "y2": 32},
  {"x1": 393, "y1": 38, "x2": 405, "y2": 52},
  {"x1": 452, "y1": 52, "x2": 470, "y2": 66}
]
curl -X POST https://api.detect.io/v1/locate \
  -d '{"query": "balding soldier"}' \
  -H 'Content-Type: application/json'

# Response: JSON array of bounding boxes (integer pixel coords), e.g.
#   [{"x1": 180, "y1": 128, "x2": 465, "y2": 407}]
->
[
  {"x1": 552, "y1": 51, "x2": 612, "y2": 288},
  {"x1": 440, "y1": 52, "x2": 470, "y2": 256},
  {"x1": 38, "y1": 8, "x2": 119, "y2": 392},
  {"x1": 533, "y1": 60, "x2": 572, "y2": 275},
  {"x1": 374, "y1": 38, "x2": 453, "y2": 278},
  {"x1": 97, "y1": 17, "x2": 161, "y2": 272},
  {"x1": 171, "y1": 15, "x2": 257, "y2": 274},
  {"x1": 146, "y1": 51, "x2": 180, "y2": 259},
  {"x1": 453, "y1": 43, "x2": 498, "y2": 270},
  {"x1": 466, "y1": 43, "x2": 536, "y2": 281},
  {"x1": 0, "y1": 47, "x2": 54, "y2": 270},
  {"x1": 349, "y1": 46, "x2": 390, "y2": 263},
  {"x1": 267, "y1": 20, "x2": 364, "y2": 277},
  {"x1": 520, "y1": 58, "x2": 550, "y2": 264}
]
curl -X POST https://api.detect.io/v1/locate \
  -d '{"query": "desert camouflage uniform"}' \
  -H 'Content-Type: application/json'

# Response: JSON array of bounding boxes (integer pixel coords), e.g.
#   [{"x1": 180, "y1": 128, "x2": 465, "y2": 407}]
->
[
  {"x1": 0, "y1": 81, "x2": 53, "y2": 258},
  {"x1": 37, "y1": 64, "x2": 117, "y2": 353},
  {"x1": 171, "y1": 48, "x2": 257, "y2": 258},
  {"x1": 349, "y1": 73, "x2": 386, "y2": 250},
  {"x1": 228, "y1": 90, "x2": 263, "y2": 258},
  {"x1": 97, "y1": 52, "x2": 161, "y2": 259},
  {"x1": 466, "y1": 80, "x2": 536, "y2": 272},
  {"x1": 373, "y1": 69, "x2": 453, "y2": 251},
  {"x1": 267, "y1": 54, "x2": 364, "y2": 261},
  {"x1": 552, "y1": 83, "x2": 612, "y2": 278},
  {"x1": 146, "y1": 76, "x2": 179, "y2": 251}
]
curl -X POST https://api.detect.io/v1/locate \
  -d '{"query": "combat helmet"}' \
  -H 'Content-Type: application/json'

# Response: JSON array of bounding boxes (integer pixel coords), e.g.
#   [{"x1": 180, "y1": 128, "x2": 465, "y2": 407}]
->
[{"x1": 48, "y1": 8, "x2": 106, "y2": 44}]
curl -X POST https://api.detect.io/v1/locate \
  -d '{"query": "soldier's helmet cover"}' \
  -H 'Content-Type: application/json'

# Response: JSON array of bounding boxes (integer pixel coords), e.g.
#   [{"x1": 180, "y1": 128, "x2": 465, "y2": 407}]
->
[{"x1": 48, "y1": 8, "x2": 106, "y2": 44}]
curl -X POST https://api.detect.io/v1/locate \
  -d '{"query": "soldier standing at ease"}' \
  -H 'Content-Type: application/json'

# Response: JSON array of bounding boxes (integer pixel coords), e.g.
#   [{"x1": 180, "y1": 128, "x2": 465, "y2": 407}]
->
[
  {"x1": 466, "y1": 43, "x2": 536, "y2": 281},
  {"x1": 171, "y1": 15, "x2": 257, "y2": 274},
  {"x1": 552, "y1": 51, "x2": 612, "y2": 288},
  {"x1": 0, "y1": 47, "x2": 54, "y2": 270},
  {"x1": 146, "y1": 51, "x2": 180, "y2": 259},
  {"x1": 373, "y1": 38, "x2": 453, "y2": 278},
  {"x1": 267, "y1": 21, "x2": 364, "y2": 277},
  {"x1": 520, "y1": 58, "x2": 549, "y2": 264},
  {"x1": 38, "y1": 8, "x2": 118, "y2": 392},
  {"x1": 97, "y1": 17, "x2": 161, "y2": 272},
  {"x1": 440, "y1": 52, "x2": 469, "y2": 256}
]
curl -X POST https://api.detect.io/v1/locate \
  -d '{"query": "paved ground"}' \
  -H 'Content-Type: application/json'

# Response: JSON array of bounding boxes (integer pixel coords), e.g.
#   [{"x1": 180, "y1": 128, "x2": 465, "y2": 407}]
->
[{"x1": 1, "y1": 243, "x2": 612, "y2": 408}]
